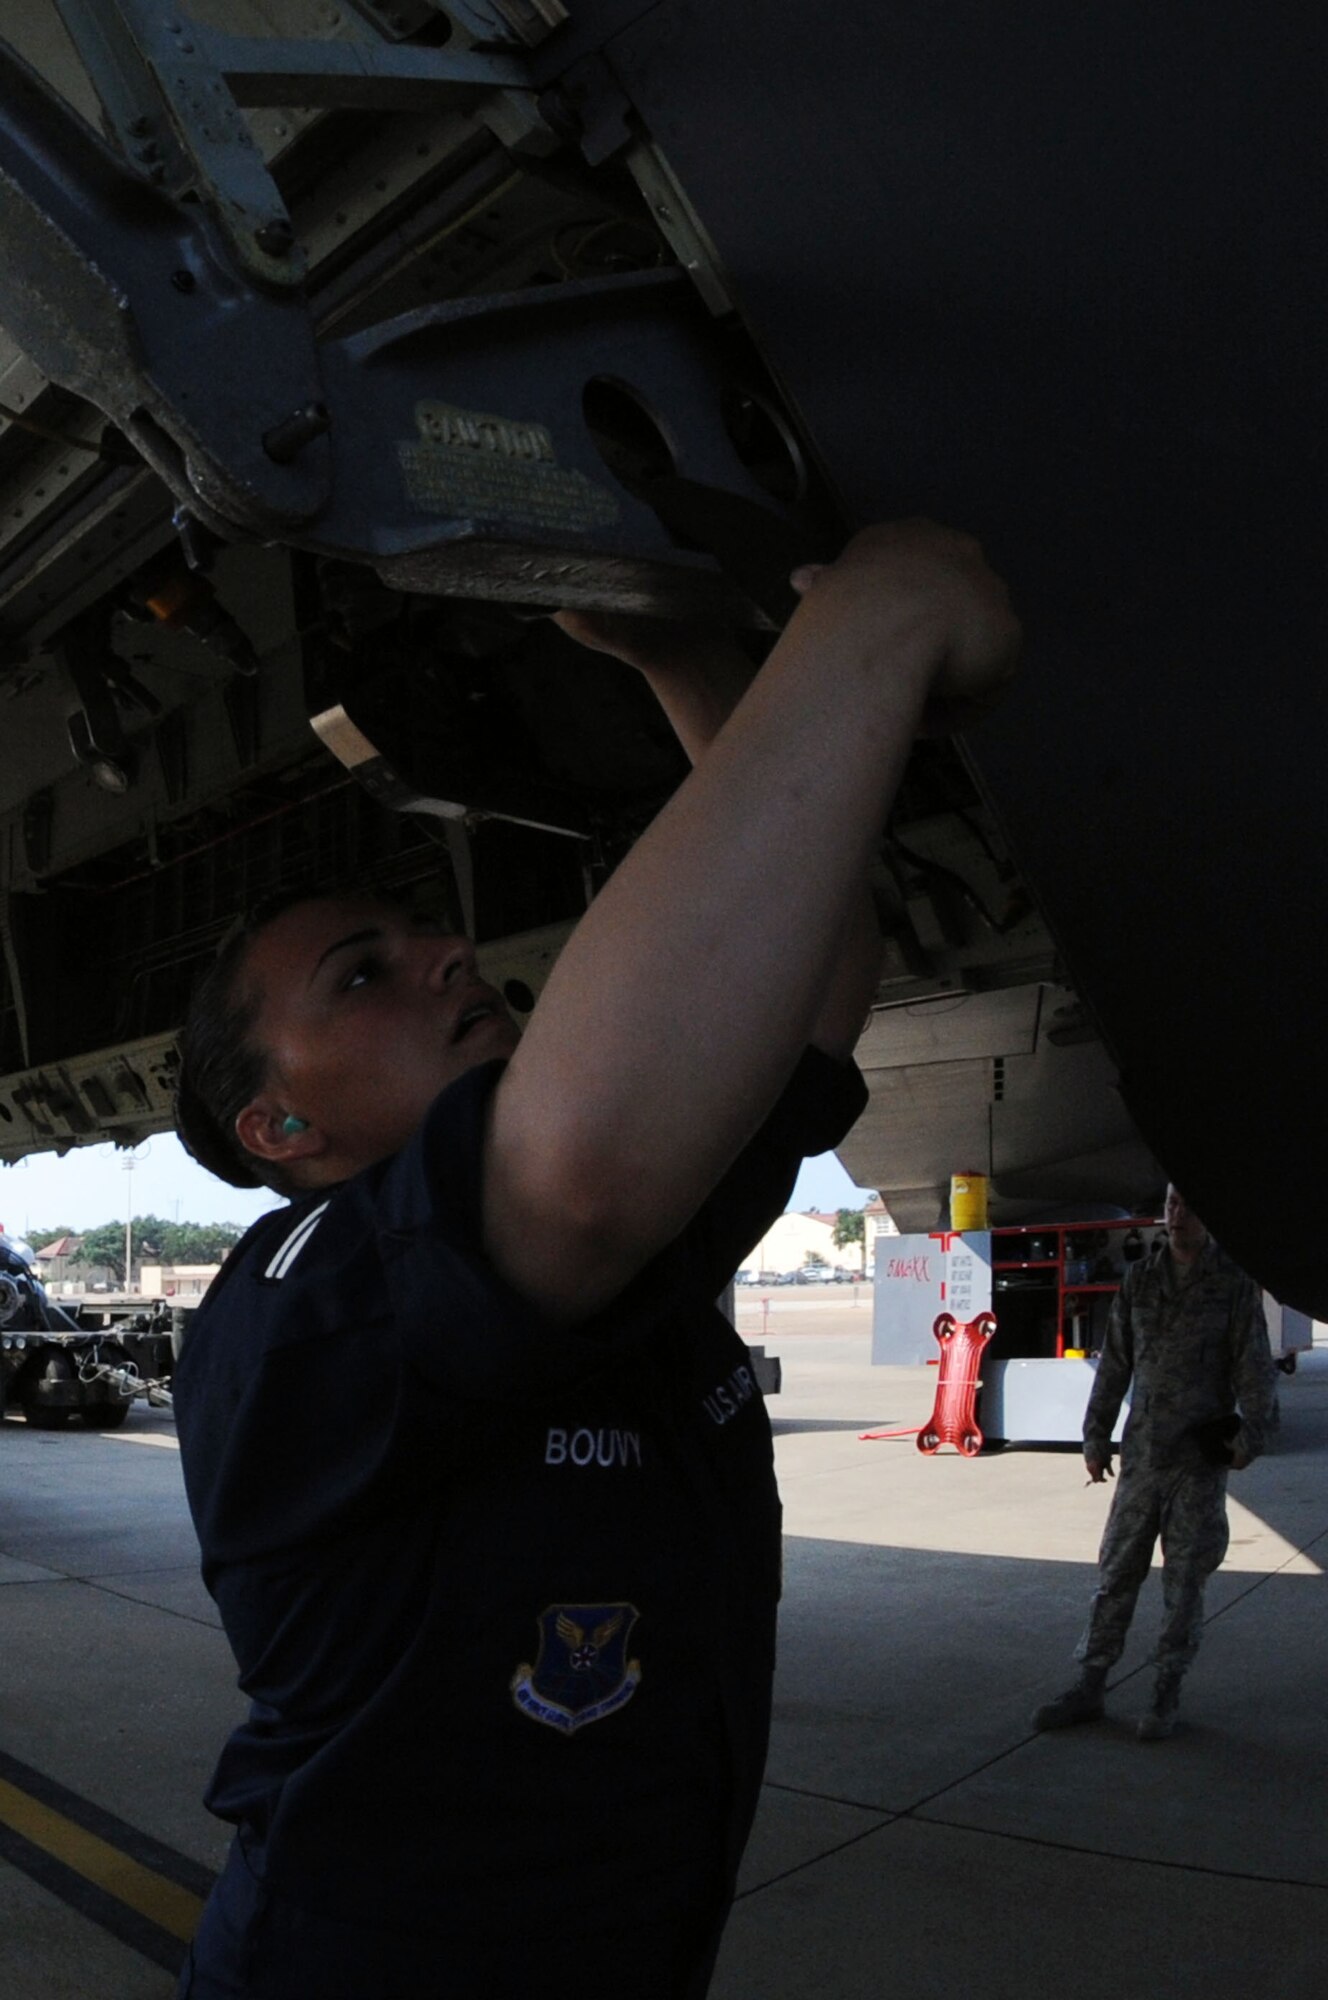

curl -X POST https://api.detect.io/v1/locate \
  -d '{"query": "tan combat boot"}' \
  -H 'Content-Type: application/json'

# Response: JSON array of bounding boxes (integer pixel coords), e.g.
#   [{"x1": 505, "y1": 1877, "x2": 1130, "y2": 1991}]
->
[
  {"x1": 1031, "y1": 1666, "x2": 1107, "y2": 1732},
  {"x1": 1137, "y1": 1669, "x2": 1183, "y2": 1742}
]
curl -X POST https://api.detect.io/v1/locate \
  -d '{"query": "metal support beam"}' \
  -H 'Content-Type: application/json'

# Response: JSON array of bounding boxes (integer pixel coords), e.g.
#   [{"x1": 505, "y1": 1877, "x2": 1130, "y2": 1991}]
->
[
  {"x1": 52, "y1": 2, "x2": 535, "y2": 288},
  {"x1": 202, "y1": 34, "x2": 531, "y2": 110},
  {"x1": 0, "y1": 37, "x2": 330, "y2": 530},
  {"x1": 5, "y1": 16, "x2": 822, "y2": 619}
]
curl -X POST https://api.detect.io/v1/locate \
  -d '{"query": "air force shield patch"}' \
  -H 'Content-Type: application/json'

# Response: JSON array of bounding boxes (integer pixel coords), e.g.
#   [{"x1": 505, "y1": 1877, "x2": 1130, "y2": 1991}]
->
[{"x1": 511, "y1": 1603, "x2": 641, "y2": 1735}]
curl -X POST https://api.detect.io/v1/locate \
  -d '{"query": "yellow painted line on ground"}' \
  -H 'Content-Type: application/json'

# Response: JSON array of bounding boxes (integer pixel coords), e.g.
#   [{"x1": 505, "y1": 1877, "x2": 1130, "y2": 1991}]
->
[{"x1": 0, "y1": 1776, "x2": 202, "y2": 1942}]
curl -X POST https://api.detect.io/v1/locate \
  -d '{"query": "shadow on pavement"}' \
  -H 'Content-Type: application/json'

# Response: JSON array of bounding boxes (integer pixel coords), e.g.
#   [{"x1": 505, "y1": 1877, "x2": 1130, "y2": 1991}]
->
[{"x1": 769, "y1": 1417, "x2": 900, "y2": 1436}]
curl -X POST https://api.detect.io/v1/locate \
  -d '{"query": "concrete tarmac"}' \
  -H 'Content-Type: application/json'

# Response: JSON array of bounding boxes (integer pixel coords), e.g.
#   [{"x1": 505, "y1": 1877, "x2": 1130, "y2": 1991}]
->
[
  {"x1": 720, "y1": 1299, "x2": 1328, "y2": 1999},
  {"x1": 1, "y1": 1300, "x2": 1324, "y2": 1997}
]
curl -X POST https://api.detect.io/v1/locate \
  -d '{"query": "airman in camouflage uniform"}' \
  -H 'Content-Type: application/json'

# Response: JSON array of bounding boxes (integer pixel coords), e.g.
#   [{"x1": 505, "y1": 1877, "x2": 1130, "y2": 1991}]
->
[{"x1": 1033, "y1": 1186, "x2": 1277, "y2": 1741}]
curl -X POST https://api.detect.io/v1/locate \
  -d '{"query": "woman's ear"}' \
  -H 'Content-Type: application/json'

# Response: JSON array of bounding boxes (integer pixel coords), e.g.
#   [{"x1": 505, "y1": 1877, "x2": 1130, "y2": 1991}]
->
[{"x1": 235, "y1": 1096, "x2": 322, "y2": 1170}]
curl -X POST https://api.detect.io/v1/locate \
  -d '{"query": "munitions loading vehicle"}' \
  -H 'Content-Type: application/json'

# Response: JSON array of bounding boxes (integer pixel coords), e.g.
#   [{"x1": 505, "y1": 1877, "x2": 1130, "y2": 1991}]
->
[{"x1": 0, "y1": 1233, "x2": 173, "y2": 1428}]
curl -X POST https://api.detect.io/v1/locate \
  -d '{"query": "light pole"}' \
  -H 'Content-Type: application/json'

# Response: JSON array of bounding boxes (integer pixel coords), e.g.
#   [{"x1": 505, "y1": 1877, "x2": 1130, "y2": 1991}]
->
[
  {"x1": 122, "y1": 1154, "x2": 135, "y2": 1291},
  {"x1": 121, "y1": 1142, "x2": 151, "y2": 1292}
]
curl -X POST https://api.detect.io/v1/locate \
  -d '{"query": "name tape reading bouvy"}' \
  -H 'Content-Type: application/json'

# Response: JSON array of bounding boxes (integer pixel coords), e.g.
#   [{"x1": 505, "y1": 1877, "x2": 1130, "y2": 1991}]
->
[{"x1": 545, "y1": 1427, "x2": 643, "y2": 1468}]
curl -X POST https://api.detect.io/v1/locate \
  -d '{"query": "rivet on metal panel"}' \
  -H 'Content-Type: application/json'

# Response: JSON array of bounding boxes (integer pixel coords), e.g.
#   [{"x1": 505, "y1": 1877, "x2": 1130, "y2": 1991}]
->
[
  {"x1": 255, "y1": 218, "x2": 296, "y2": 256},
  {"x1": 262, "y1": 402, "x2": 332, "y2": 463}
]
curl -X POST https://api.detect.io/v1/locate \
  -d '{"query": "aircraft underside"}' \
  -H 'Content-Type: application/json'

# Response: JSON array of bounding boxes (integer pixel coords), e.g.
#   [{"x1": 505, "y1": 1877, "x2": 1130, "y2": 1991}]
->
[{"x1": 0, "y1": 3, "x2": 1318, "y2": 1303}]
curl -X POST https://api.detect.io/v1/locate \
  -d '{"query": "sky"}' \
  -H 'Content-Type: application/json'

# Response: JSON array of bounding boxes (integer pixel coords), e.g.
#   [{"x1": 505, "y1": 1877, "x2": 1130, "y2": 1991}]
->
[
  {"x1": 0, "y1": 1135, "x2": 281, "y2": 1244},
  {"x1": 0, "y1": 1134, "x2": 874, "y2": 1246},
  {"x1": 790, "y1": 1151, "x2": 875, "y2": 1215}
]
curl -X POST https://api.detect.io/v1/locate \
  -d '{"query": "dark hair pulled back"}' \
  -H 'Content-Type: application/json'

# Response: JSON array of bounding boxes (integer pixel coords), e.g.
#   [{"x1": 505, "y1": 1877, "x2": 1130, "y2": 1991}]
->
[{"x1": 174, "y1": 890, "x2": 331, "y2": 1193}]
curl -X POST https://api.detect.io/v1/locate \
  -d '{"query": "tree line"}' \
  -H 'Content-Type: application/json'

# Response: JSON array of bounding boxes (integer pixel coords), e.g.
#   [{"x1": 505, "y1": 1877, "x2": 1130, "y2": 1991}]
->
[
  {"x1": 27, "y1": 1217, "x2": 248, "y2": 1284},
  {"x1": 22, "y1": 1204, "x2": 874, "y2": 1284}
]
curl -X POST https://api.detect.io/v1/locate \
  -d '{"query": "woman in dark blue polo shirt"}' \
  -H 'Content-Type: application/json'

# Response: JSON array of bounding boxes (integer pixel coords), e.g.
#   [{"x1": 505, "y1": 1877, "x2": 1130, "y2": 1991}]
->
[{"x1": 171, "y1": 523, "x2": 1019, "y2": 1996}]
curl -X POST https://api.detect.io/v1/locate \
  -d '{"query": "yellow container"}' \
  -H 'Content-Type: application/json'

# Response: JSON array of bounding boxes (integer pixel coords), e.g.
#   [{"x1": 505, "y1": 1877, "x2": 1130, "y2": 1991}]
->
[{"x1": 949, "y1": 1172, "x2": 989, "y2": 1231}]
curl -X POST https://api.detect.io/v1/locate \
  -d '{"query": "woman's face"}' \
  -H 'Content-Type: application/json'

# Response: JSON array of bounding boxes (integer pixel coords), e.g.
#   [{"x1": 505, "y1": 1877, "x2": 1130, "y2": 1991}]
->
[{"x1": 237, "y1": 897, "x2": 520, "y2": 1181}]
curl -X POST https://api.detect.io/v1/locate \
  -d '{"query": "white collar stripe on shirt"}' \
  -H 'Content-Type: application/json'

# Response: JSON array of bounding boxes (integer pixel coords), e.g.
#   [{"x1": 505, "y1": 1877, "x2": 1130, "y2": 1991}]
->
[{"x1": 266, "y1": 1201, "x2": 331, "y2": 1281}]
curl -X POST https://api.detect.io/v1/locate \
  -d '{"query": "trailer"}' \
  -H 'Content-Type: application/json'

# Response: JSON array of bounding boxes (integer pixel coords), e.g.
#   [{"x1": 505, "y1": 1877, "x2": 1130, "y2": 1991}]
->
[{"x1": 0, "y1": 1237, "x2": 173, "y2": 1430}]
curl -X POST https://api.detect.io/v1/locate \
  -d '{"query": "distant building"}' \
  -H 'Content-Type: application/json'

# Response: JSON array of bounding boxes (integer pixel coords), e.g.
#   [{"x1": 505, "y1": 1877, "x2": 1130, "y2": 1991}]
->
[
  {"x1": 864, "y1": 1197, "x2": 900, "y2": 1273},
  {"x1": 32, "y1": 1234, "x2": 81, "y2": 1284},
  {"x1": 738, "y1": 1210, "x2": 843, "y2": 1278},
  {"x1": 140, "y1": 1263, "x2": 222, "y2": 1301},
  {"x1": 32, "y1": 1236, "x2": 118, "y2": 1293}
]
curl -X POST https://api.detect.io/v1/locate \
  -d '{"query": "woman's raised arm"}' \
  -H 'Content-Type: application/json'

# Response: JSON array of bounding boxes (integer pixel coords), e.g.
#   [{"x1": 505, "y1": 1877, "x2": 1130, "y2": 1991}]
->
[{"x1": 481, "y1": 520, "x2": 1020, "y2": 1320}]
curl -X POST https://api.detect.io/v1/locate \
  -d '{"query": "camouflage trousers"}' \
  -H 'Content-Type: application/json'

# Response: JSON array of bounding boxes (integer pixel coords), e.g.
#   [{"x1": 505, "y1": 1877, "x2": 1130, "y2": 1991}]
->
[{"x1": 1075, "y1": 1461, "x2": 1230, "y2": 1676}]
